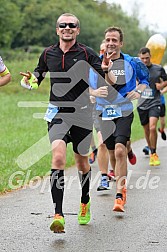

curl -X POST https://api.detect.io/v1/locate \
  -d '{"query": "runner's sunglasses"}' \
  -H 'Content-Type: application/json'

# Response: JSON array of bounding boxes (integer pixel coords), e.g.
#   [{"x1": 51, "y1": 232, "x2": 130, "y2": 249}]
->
[{"x1": 58, "y1": 23, "x2": 78, "y2": 28}]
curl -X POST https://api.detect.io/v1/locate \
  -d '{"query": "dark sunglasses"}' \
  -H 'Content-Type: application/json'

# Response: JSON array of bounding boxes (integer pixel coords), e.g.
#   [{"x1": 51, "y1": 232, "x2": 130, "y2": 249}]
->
[{"x1": 58, "y1": 23, "x2": 78, "y2": 29}]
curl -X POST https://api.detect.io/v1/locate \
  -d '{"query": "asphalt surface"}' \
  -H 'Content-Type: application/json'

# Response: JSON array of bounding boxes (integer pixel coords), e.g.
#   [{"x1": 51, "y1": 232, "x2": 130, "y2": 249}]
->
[{"x1": 0, "y1": 136, "x2": 167, "y2": 252}]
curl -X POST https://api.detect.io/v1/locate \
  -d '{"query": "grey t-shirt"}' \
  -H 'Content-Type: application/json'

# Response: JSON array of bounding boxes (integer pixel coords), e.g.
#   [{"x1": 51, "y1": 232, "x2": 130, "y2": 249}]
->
[{"x1": 138, "y1": 64, "x2": 167, "y2": 110}]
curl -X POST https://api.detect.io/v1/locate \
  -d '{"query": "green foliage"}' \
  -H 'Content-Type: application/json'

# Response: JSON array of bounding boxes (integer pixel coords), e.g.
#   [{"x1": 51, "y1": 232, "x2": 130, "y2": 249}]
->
[
  {"x1": 0, "y1": 0, "x2": 22, "y2": 48},
  {"x1": 0, "y1": 0, "x2": 160, "y2": 57}
]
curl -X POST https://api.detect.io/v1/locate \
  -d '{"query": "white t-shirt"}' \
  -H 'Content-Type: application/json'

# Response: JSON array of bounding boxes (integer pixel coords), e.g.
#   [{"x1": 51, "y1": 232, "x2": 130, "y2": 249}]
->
[
  {"x1": 0, "y1": 56, "x2": 10, "y2": 76},
  {"x1": 0, "y1": 56, "x2": 6, "y2": 73}
]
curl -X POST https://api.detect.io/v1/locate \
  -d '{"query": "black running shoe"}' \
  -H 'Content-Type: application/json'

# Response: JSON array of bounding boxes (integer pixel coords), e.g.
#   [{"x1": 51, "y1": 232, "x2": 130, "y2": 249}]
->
[
  {"x1": 158, "y1": 128, "x2": 166, "y2": 140},
  {"x1": 143, "y1": 146, "x2": 150, "y2": 155}
]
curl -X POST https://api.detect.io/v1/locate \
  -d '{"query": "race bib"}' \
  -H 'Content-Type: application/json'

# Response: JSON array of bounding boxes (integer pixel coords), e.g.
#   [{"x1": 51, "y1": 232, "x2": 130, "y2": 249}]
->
[
  {"x1": 102, "y1": 105, "x2": 122, "y2": 120},
  {"x1": 141, "y1": 88, "x2": 154, "y2": 99},
  {"x1": 44, "y1": 103, "x2": 59, "y2": 122}
]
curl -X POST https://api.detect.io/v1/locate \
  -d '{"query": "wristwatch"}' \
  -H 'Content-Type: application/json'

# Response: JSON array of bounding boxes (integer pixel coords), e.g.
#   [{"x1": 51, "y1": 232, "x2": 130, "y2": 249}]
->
[{"x1": 135, "y1": 89, "x2": 142, "y2": 95}]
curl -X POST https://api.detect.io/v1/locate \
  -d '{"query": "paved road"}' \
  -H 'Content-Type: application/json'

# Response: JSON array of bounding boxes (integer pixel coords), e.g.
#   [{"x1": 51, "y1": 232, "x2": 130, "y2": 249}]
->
[{"x1": 0, "y1": 137, "x2": 167, "y2": 252}]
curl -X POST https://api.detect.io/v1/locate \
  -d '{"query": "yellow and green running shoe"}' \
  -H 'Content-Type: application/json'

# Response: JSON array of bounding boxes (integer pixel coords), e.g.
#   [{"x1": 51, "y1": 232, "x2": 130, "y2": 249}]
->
[
  {"x1": 149, "y1": 153, "x2": 160, "y2": 166},
  {"x1": 78, "y1": 200, "x2": 91, "y2": 225},
  {"x1": 50, "y1": 214, "x2": 65, "y2": 233}
]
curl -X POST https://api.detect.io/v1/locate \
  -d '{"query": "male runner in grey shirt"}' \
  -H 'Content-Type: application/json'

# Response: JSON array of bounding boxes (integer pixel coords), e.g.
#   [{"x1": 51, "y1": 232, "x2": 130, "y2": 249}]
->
[{"x1": 138, "y1": 47, "x2": 167, "y2": 166}]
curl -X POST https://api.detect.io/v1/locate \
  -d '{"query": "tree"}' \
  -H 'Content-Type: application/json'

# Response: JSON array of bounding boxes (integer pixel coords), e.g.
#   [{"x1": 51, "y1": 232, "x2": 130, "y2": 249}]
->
[{"x1": 0, "y1": 0, "x2": 22, "y2": 48}]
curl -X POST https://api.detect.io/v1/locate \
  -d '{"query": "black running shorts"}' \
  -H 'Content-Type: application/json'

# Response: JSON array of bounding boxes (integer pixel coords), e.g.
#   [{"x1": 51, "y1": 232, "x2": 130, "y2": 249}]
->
[
  {"x1": 47, "y1": 110, "x2": 93, "y2": 155},
  {"x1": 137, "y1": 105, "x2": 160, "y2": 125},
  {"x1": 99, "y1": 112, "x2": 134, "y2": 150}
]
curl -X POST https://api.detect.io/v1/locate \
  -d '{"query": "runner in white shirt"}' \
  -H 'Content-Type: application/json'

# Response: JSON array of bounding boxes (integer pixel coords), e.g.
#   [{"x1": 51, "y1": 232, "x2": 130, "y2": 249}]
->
[{"x1": 0, "y1": 56, "x2": 11, "y2": 87}]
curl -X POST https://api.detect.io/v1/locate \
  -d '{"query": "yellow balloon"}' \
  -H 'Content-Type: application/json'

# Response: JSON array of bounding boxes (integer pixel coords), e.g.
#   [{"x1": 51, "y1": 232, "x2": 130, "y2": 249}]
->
[{"x1": 146, "y1": 34, "x2": 166, "y2": 64}]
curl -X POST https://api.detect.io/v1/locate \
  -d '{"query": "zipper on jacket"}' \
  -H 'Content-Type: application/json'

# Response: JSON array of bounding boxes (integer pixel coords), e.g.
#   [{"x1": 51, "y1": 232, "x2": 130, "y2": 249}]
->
[{"x1": 62, "y1": 54, "x2": 65, "y2": 69}]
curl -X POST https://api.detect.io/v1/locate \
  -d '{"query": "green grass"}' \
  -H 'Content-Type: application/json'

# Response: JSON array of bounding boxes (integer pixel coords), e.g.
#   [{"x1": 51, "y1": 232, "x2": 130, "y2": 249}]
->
[
  {"x1": 0, "y1": 91, "x2": 75, "y2": 192},
  {"x1": 131, "y1": 109, "x2": 145, "y2": 142}
]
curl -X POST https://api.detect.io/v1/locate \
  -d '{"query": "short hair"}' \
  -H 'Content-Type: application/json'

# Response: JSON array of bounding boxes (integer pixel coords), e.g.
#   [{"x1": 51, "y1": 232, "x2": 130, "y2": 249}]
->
[
  {"x1": 56, "y1": 13, "x2": 80, "y2": 28},
  {"x1": 104, "y1": 26, "x2": 124, "y2": 42},
  {"x1": 139, "y1": 47, "x2": 151, "y2": 54}
]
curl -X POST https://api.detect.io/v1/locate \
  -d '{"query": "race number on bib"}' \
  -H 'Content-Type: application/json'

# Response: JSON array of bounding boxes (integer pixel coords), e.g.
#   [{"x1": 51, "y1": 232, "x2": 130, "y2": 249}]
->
[
  {"x1": 102, "y1": 105, "x2": 122, "y2": 120},
  {"x1": 141, "y1": 88, "x2": 154, "y2": 99},
  {"x1": 44, "y1": 103, "x2": 59, "y2": 122}
]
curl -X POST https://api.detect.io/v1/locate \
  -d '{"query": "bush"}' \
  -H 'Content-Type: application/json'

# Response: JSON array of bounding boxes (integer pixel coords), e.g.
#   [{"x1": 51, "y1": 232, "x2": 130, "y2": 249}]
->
[{"x1": 0, "y1": 47, "x2": 44, "y2": 62}]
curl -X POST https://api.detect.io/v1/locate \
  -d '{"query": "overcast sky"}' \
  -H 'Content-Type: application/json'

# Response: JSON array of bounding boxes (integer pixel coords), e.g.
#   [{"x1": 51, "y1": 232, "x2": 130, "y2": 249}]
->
[{"x1": 106, "y1": 0, "x2": 167, "y2": 34}]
